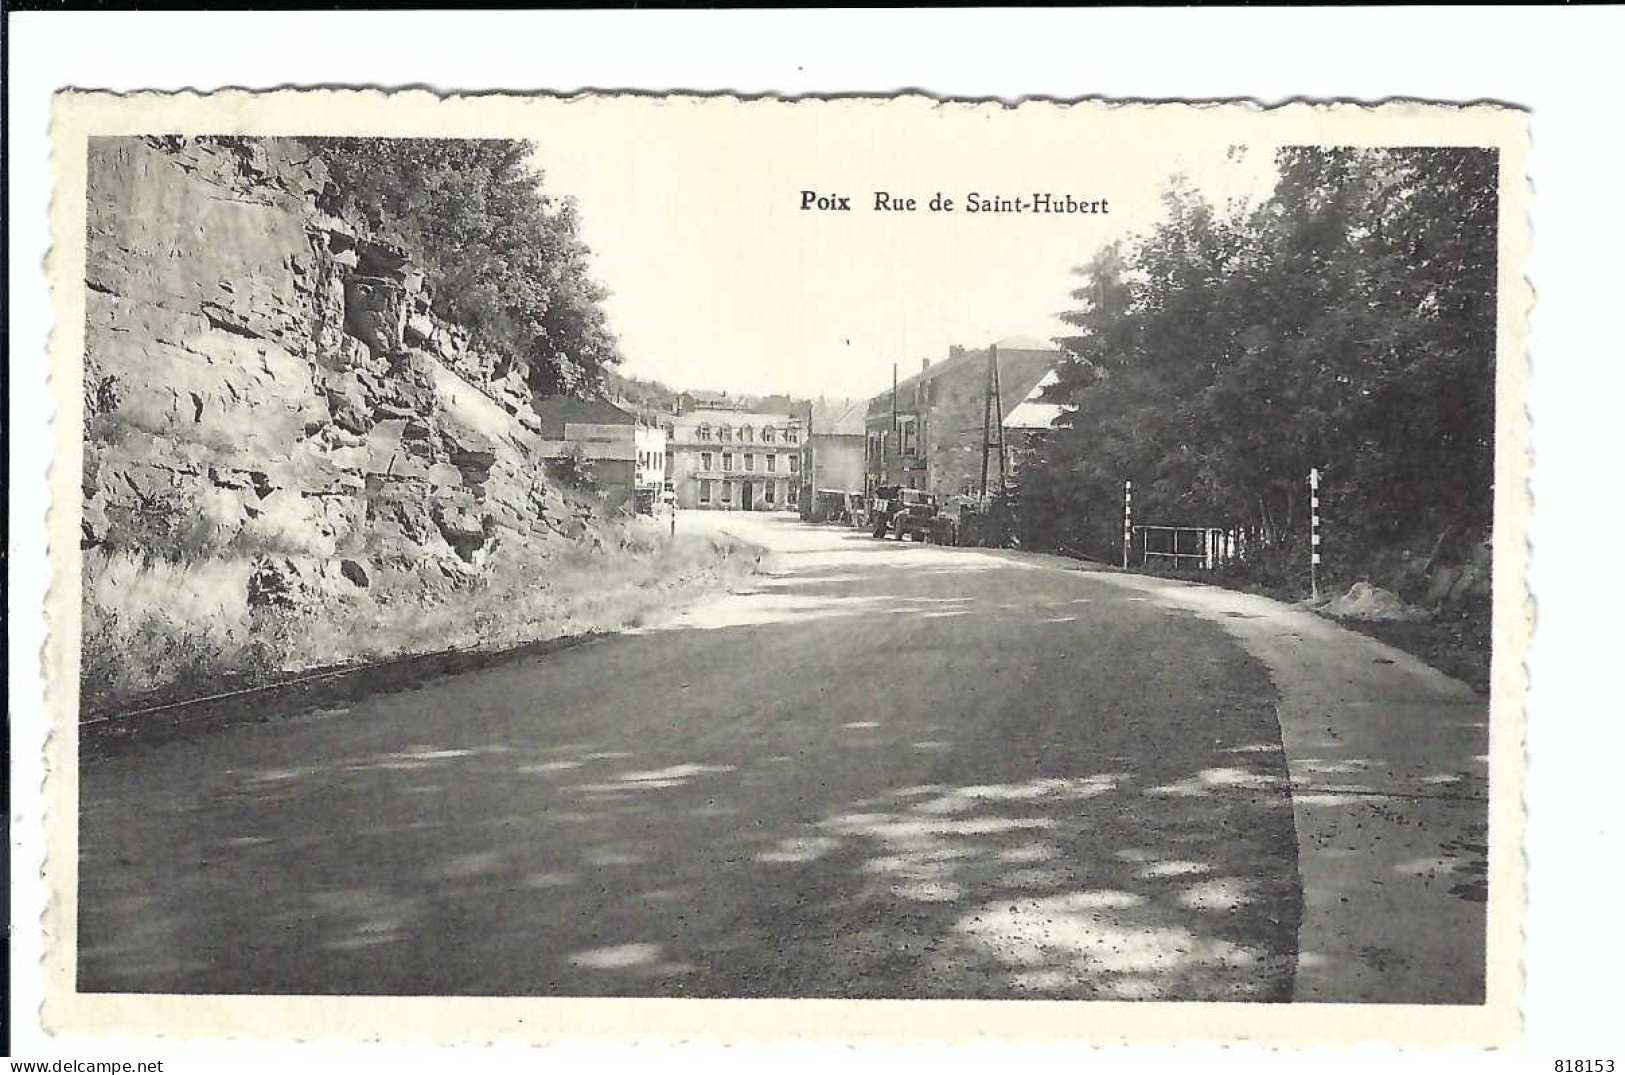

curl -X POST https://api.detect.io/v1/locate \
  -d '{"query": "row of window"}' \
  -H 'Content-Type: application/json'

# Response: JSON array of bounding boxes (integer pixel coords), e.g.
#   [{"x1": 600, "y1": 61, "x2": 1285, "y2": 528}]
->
[
  {"x1": 695, "y1": 451, "x2": 799, "y2": 475},
  {"x1": 698, "y1": 479, "x2": 800, "y2": 506},
  {"x1": 865, "y1": 420, "x2": 919, "y2": 463},
  {"x1": 691, "y1": 423, "x2": 799, "y2": 445}
]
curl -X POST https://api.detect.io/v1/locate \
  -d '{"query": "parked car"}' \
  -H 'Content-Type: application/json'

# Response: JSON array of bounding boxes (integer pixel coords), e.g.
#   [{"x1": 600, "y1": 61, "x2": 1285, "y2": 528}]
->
[{"x1": 869, "y1": 486, "x2": 942, "y2": 541}]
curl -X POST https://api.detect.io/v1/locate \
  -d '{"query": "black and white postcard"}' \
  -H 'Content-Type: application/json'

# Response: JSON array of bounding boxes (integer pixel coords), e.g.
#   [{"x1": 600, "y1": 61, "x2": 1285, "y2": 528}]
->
[{"x1": 42, "y1": 90, "x2": 1529, "y2": 1045}]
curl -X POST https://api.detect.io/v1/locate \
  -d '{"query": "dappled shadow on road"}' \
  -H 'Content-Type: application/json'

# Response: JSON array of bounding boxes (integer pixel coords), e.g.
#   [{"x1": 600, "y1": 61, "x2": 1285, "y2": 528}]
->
[
  {"x1": 82, "y1": 753, "x2": 1299, "y2": 1000},
  {"x1": 84, "y1": 726, "x2": 1300, "y2": 998},
  {"x1": 731, "y1": 758, "x2": 1301, "y2": 1001},
  {"x1": 78, "y1": 519, "x2": 1301, "y2": 999},
  {"x1": 81, "y1": 740, "x2": 765, "y2": 994}
]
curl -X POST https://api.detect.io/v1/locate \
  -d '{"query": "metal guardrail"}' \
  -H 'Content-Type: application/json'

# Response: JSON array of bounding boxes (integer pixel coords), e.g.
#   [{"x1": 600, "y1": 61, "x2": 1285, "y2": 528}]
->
[{"x1": 1133, "y1": 524, "x2": 1236, "y2": 570}]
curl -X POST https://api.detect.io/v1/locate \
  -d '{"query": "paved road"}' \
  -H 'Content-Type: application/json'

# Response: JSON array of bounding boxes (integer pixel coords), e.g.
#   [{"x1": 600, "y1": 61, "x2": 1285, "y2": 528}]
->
[{"x1": 77, "y1": 514, "x2": 1484, "y2": 1002}]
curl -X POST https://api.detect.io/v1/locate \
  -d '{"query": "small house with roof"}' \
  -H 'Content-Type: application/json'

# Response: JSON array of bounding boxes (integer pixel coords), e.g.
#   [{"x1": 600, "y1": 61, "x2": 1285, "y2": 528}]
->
[{"x1": 532, "y1": 394, "x2": 651, "y2": 511}]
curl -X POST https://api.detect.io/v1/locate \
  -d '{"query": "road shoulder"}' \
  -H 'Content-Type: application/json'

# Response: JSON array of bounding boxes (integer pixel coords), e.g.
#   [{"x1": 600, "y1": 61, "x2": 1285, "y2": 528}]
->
[{"x1": 992, "y1": 551, "x2": 1489, "y2": 1003}]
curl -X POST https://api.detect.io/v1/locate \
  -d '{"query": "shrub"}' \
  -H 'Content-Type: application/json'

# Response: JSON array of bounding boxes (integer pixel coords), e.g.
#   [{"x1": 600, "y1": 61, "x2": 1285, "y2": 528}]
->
[
  {"x1": 100, "y1": 488, "x2": 223, "y2": 562},
  {"x1": 546, "y1": 444, "x2": 597, "y2": 492},
  {"x1": 78, "y1": 517, "x2": 763, "y2": 714}
]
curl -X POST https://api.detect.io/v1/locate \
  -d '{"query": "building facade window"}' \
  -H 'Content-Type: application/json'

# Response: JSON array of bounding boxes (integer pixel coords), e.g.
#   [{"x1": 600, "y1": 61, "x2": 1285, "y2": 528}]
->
[
  {"x1": 764, "y1": 483, "x2": 776, "y2": 505},
  {"x1": 721, "y1": 480, "x2": 733, "y2": 502},
  {"x1": 787, "y1": 484, "x2": 798, "y2": 506},
  {"x1": 745, "y1": 453, "x2": 755, "y2": 472},
  {"x1": 701, "y1": 451, "x2": 713, "y2": 471},
  {"x1": 762, "y1": 426, "x2": 775, "y2": 443},
  {"x1": 700, "y1": 479, "x2": 713, "y2": 503},
  {"x1": 723, "y1": 452, "x2": 734, "y2": 472},
  {"x1": 719, "y1": 425, "x2": 733, "y2": 442},
  {"x1": 766, "y1": 454, "x2": 776, "y2": 473},
  {"x1": 741, "y1": 425, "x2": 753, "y2": 443},
  {"x1": 789, "y1": 455, "x2": 800, "y2": 474},
  {"x1": 697, "y1": 423, "x2": 712, "y2": 440}
]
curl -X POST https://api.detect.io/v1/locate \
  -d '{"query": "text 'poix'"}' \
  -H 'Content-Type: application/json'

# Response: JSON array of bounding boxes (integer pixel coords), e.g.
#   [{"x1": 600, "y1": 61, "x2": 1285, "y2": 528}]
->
[{"x1": 799, "y1": 190, "x2": 1110, "y2": 214}]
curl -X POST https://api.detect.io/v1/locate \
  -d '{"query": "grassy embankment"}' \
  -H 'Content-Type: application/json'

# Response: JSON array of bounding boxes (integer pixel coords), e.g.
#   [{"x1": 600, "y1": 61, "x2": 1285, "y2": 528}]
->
[{"x1": 80, "y1": 519, "x2": 761, "y2": 718}]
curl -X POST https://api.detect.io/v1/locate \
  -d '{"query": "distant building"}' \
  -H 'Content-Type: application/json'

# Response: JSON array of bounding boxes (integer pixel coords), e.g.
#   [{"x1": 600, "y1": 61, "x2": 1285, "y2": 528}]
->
[
  {"x1": 863, "y1": 336, "x2": 1062, "y2": 502},
  {"x1": 666, "y1": 406, "x2": 803, "y2": 511},
  {"x1": 532, "y1": 394, "x2": 643, "y2": 510},
  {"x1": 1001, "y1": 367, "x2": 1074, "y2": 475},
  {"x1": 800, "y1": 397, "x2": 867, "y2": 521},
  {"x1": 675, "y1": 389, "x2": 742, "y2": 414},
  {"x1": 635, "y1": 421, "x2": 668, "y2": 494}
]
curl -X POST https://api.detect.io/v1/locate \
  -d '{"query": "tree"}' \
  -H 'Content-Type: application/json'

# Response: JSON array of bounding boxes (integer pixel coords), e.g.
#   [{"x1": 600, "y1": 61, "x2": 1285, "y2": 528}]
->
[
  {"x1": 1021, "y1": 146, "x2": 1498, "y2": 581},
  {"x1": 303, "y1": 137, "x2": 620, "y2": 396}
]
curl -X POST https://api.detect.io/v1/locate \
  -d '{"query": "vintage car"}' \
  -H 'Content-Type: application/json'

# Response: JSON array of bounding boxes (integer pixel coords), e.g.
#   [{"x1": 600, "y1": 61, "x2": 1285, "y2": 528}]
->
[{"x1": 869, "y1": 486, "x2": 944, "y2": 542}]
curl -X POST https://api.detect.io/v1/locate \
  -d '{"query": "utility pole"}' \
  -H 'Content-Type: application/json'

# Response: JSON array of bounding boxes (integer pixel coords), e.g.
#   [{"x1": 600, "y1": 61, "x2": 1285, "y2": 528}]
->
[
  {"x1": 806, "y1": 400, "x2": 815, "y2": 516},
  {"x1": 890, "y1": 362, "x2": 899, "y2": 485},
  {"x1": 980, "y1": 355, "x2": 991, "y2": 499},
  {"x1": 992, "y1": 344, "x2": 1007, "y2": 496},
  {"x1": 980, "y1": 344, "x2": 1007, "y2": 500}
]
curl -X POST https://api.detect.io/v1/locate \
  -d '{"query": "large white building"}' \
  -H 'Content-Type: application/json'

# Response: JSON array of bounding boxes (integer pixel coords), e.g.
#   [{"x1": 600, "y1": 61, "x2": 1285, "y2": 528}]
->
[{"x1": 666, "y1": 406, "x2": 803, "y2": 511}]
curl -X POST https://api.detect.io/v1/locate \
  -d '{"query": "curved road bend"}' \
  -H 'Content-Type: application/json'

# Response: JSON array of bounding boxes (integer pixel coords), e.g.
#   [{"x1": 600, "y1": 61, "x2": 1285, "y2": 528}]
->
[{"x1": 78, "y1": 513, "x2": 1485, "y2": 1002}]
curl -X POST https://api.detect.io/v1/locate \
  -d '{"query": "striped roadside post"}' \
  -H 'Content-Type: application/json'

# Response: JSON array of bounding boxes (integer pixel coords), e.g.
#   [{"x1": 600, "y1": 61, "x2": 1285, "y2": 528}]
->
[
  {"x1": 1122, "y1": 480, "x2": 1133, "y2": 570},
  {"x1": 1309, "y1": 467, "x2": 1321, "y2": 599}
]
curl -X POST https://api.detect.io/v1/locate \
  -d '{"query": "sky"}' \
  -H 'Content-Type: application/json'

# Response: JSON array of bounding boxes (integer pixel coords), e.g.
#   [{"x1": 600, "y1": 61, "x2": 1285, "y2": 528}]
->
[{"x1": 526, "y1": 98, "x2": 1283, "y2": 402}]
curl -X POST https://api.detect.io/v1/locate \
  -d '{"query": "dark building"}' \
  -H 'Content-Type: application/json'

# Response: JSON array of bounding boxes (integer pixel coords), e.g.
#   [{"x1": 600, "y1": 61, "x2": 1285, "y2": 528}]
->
[{"x1": 863, "y1": 337, "x2": 1061, "y2": 502}]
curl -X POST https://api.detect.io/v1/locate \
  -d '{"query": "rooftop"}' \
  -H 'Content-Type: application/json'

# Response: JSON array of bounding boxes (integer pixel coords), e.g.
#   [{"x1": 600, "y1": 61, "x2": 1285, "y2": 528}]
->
[
  {"x1": 673, "y1": 406, "x2": 801, "y2": 425},
  {"x1": 866, "y1": 338, "x2": 1063, "y2": 419},
  {"x1": 1004, "y1": 369, "x2": 1074, "y2": 431},
  {"x1": 532, "y1": 394, "x2": 638, "y2": 431},
  {"x1": 809, "y1": 397, "x2": 868, "y2": 436}
]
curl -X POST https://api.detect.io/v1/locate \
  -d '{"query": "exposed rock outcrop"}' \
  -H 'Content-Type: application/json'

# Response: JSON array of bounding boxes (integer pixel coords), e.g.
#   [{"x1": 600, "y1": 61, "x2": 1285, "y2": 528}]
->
[
  {"x1": 1317, "y1": 581, "x2": 1431, "y2": 623},
  {"x1": 82, "y1": 136, "x2": 580, "y2": 588}
]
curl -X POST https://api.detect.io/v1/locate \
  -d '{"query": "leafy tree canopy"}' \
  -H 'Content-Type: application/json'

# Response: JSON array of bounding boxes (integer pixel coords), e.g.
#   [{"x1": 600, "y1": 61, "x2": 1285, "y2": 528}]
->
[
  {"x1": 1024, "y1": 146, "x2": 1498, "y2": 581},
  {"x1": 303, "y1": 137, "x2": 619, "y2": 396}
]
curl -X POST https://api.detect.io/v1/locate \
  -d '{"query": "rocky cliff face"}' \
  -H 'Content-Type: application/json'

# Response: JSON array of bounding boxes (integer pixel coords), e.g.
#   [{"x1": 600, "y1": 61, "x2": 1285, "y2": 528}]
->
[{"x1": 82, "y1": 136, "x2": 592, "y2": 603}]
